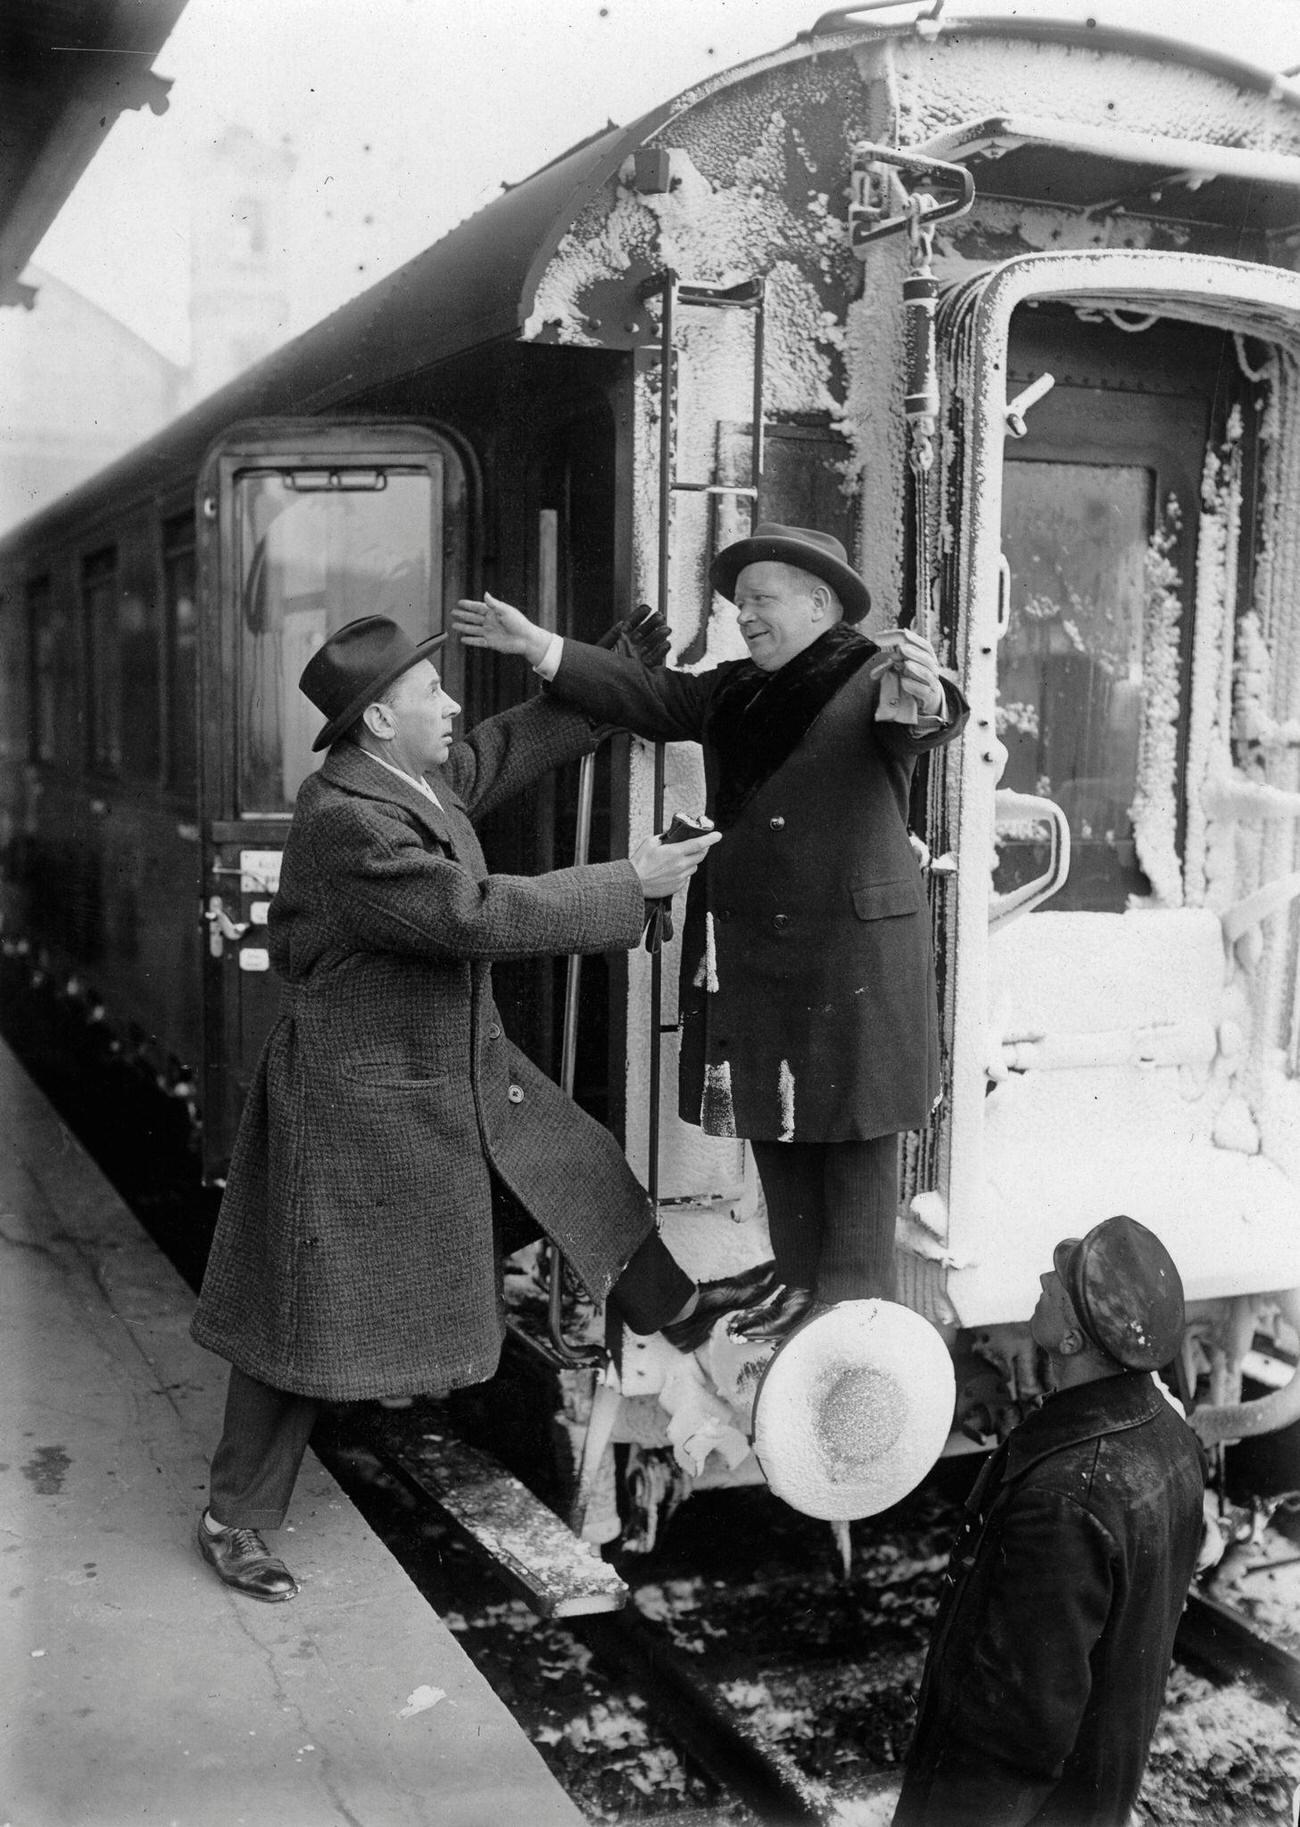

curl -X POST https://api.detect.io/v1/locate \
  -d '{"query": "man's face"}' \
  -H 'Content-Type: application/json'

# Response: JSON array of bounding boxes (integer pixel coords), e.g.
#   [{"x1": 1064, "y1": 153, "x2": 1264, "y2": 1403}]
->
[
  {"x1": 1030, "y1": 1267, "x2": 1080, "y2": 1356},
  {"x1": 733, "y1": 561, "x2": 839, "y2": 673},
  {"x1": 381, "y1": 658, "x2": 460, "y2": 771}
]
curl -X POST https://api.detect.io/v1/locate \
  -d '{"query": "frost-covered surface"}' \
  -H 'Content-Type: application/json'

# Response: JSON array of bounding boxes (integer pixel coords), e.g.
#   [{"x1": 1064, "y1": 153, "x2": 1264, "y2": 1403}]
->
[
  {"x1": 887, "y1": 31, "x2": 1300, "y2": 155},
  {"x1": 1130, "y1": 511, "x2": 1186, "y2": 909},
  {"x1": 522, "y1": 27, "x2": 1300, "y2": 1364}
]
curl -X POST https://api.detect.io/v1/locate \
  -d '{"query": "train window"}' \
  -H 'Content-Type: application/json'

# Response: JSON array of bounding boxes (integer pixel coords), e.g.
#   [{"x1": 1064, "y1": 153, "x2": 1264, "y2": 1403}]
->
[
  {"x1": 118, "y1": 570, "x2": 162, "y2": 782},
  {"x1": 82, "y1": 546, "x2": 120, "y2": 773},
  {"x1": 234, "y1": 463, "x2": 441, "y2": 812},
  {"x1": 998, "y1": 460, "x2": 1176, "y2": 910},
  {"x1": 163, "y1": 514, "x2": 198, "y2": 796},
  {"x1": 25, "y1": 575, "x2": 53, "y2": 762}
]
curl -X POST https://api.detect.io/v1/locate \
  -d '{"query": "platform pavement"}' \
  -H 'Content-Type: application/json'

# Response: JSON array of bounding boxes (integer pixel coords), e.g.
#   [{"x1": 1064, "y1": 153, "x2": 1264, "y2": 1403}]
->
[{"x1": 0, "y1": 1038, "x2": 586, "y2": 1827}]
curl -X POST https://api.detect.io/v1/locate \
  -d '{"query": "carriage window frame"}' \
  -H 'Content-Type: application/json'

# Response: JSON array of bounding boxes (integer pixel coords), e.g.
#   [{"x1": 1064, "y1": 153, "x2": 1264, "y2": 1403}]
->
[
  {"x1": 231, "y1": 452, "x2": 460, "y2": 817},
  {"x1": 25, "y1": 573, "x2": 54, "y2": 764},
  {"x1": 81, "y1": 544, "x2": 120, "y2": 775},
  {"x1": 163, "y1": 511, "x2": 198, "y2": 797}
]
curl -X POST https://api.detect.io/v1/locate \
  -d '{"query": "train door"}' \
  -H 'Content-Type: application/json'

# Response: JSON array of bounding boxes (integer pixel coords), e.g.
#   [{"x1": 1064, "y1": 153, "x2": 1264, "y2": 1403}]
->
[
  {"x1": 937, "y1": 254, "x2": 1300, "y2": 1329},
  {"x1": 194, "y1": 422, "x2": 470, "y2": 1179},
  {"x1": 482, "y1": 399, "x2": 621, "y2": 1122}
]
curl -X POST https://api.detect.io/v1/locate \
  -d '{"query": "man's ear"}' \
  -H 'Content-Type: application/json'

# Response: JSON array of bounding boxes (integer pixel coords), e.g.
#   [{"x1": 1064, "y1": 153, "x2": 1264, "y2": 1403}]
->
[
  {"x1": 360, "y1": 701, "x2": 392, "y2": 741},
  {"x1": 810, "y1": 583, "x2": 834, "y2": 622},
  {"x1": 1058, "y1": 1326, "x2": 1086, "y2": 1357}
]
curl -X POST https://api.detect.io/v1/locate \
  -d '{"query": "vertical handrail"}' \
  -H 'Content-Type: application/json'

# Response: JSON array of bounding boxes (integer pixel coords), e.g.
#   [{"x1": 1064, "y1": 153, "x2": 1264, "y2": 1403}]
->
[{"x1": 647, "y1": 272, "x2": 678, "y2": 1212}]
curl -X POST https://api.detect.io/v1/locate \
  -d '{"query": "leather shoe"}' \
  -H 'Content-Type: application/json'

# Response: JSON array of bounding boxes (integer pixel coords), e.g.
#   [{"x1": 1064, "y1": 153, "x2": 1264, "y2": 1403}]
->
[
  {"x1": 660, "y1": 1260, "x2": 781, "y2": 1354},
  {"x1": 730, "y1": 1283, "x2": 821, "y2": 1343},
  {"x1": 196, "y1": 1516, "x2": 299, "y2": 1602}
]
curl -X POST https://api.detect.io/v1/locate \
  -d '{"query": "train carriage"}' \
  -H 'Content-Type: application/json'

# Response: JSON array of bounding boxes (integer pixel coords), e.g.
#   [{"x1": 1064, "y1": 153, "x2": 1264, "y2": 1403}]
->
[{"x1": 2, "y1": 6, "x2": 1299, "y2": 1544}]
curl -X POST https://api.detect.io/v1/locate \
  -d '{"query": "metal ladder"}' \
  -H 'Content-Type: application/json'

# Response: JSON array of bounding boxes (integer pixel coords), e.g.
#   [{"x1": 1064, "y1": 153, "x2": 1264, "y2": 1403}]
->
[
  {"x1": 637, "y1": 269, "x2": 768, "y2": 1210},
  {"x1": 540, "y1": 271, "x2": 767, "y2": 1373}
]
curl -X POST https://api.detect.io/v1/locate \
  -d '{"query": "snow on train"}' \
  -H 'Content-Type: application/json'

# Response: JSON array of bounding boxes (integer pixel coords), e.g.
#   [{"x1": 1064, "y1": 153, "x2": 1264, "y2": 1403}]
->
[{"x1": 3, "y1": 5, "x2": 1299, "y2": 1543}]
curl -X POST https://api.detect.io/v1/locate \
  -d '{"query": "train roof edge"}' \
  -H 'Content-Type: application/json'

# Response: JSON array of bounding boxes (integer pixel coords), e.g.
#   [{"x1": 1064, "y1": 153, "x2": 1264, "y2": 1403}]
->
[{"x1": 5, "y1": 9, "x2": 1300, "y2": 552}]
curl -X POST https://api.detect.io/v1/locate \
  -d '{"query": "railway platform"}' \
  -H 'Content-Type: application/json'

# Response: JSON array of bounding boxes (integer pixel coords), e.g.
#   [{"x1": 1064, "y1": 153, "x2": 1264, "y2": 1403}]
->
[{"x1": 0, "y1": 1036, "x2": 584, "y2": 1827}]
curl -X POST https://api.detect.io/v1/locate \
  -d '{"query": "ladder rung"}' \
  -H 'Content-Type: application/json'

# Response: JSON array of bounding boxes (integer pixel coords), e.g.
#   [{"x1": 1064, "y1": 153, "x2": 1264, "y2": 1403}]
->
[
  {"x1": 671, "y1": 483, "x2": 759, "y2": 497},
  {"x1": 678, "y1": 279, "x2": 764, "y2": 308}
]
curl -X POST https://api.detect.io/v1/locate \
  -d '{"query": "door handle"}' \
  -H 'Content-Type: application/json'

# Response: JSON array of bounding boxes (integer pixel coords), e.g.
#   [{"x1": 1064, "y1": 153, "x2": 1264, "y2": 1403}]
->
[
  {"x1": 205, "y1": 895, "x2": 250, "y2": 957},
  {"x1": 989, "y1": 791, "x2": 1071, "y2": 926}
]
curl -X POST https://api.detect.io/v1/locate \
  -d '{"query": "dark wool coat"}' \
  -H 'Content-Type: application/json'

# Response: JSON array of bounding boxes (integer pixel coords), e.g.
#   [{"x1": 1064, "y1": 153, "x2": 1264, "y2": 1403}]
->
[
  {"x1": 551, "y1": 637, "x2": 967, "y2": 1142},
  {"x1": 893, "y1": 1373, "x2": 1206, "y2": 1827},
  {"x1": 191, "y1": 698, "x2": 651, "y2": 1401}
]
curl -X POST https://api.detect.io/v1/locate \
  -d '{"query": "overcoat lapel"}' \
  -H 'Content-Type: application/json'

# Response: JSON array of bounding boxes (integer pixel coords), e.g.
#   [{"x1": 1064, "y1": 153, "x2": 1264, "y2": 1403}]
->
[{"x1": 321, "y1": 740, "x2": 458, "y2": 850}]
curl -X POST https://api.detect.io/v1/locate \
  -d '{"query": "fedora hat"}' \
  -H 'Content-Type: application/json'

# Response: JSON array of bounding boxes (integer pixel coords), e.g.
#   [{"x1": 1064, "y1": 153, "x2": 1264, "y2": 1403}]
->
[
  {"x1": 751, "y1": 1300, "x2": 955, "y2": 1521},
  {"x1": 709, "y1": 523, "x2": 871, "y2": 624},
  {"x1": 301, "y1": 616, "x2": 447, "y2": 751},
  {"x1": 1053, "y1": 1215, "x2": 1185, "y2": 1370}
]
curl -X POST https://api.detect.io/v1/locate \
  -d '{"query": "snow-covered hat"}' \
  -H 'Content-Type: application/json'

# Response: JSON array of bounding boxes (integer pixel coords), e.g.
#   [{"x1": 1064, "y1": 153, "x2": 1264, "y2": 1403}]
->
[{"x1": 751, "y1": 1300, "x2": 955, "y2": 1521}]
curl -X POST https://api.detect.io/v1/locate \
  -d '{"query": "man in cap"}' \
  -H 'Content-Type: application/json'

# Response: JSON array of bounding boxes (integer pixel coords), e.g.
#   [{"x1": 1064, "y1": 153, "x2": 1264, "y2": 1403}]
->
[
  {"x1": 891, "y1": 1214, "x2": 1206, "y2": 1827},
  {"x1": 453, "y1": 525, "x2": 966, "y2": 1338},
  {"x1": 190, "y1": 615, "x2": 748, "y2": 1601}
]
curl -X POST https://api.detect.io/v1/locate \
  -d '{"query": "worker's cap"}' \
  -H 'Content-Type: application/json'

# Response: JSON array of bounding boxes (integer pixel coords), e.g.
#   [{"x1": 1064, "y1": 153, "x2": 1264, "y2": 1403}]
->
[
  {"x1": 300, "y1": 616, "x2": 447, "y2": 751},
  {"x1": 751, "y1": 1299, "x2": 955, "y2": 1521},
  {"x1": 1053, "y1": 1215, "x2": 1186, "y2": 1370},
  {"x1": 710, "y1": 523, "x2": 871, "y2": 624}
]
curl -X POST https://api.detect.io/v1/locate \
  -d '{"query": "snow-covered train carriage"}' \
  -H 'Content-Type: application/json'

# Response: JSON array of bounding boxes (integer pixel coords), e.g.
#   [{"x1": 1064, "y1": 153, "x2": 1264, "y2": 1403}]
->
[{"x1": 2, "y1": 6, "x2": 1298, "y2": 1545}]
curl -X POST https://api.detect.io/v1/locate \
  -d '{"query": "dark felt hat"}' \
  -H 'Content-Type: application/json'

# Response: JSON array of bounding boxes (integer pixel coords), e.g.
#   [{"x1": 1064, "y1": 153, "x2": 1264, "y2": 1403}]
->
[
  {"x1": 1053, "y1": 1215, "x2": 1186, "y2": 1370},
  {"x1": 709, "y1": 523, "x2": 871, "y2": 624},
  {"x1": 300, "y1": 616, "x2": 447, "y2": 751}
]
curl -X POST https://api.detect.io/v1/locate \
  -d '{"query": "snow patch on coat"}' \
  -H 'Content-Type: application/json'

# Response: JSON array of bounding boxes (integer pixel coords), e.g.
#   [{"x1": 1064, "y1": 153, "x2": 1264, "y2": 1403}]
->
[
  {"x1": 701, "y1": 1061, "x2": 737, "y2": 1137},
  {"x1": 693, "y1": 912, "x2": 719, "y2": 993},
  {"x1": 778, "y1": 1060, "x2": 796, "y2": 1143}
]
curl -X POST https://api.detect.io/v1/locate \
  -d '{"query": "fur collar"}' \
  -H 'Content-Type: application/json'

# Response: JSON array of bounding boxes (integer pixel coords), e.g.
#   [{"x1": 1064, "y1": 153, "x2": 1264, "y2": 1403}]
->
[{"x1": 705, "y1": 624, "x2": 876, "y2": 828}]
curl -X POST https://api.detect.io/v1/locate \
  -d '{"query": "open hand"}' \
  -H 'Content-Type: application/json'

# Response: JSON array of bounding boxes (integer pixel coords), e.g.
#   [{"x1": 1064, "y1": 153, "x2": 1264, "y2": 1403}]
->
[
  {"x1": 452, "y1": 594, "x2": 550, "y2": 666},
  {"x1": 868, "y1": 628, "x2": 945, "y2": 718}
]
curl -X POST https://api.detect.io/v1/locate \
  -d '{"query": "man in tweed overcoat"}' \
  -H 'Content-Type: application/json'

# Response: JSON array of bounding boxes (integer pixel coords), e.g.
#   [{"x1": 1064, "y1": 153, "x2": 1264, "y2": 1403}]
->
[
  {"x1": 455, "y1": 524, "x2": 967, "y2": 1331},
  {"x1": 192, "y1": 616, "x2": 719, "y2": 1600}
]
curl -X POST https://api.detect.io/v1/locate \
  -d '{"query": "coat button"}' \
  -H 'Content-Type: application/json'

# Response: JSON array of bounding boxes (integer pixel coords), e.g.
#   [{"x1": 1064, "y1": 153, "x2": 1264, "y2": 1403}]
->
[
  {"x1": 769, "y1": 815, "x2": 785, "y2": 831},
  {"x1": 716, "y1": 906, "x2": 733, "y2": 921},
  {"x1": 507, "y1": 1083, "x2": 525, "y2": 1104},
  {"x1": 773, "y1": 913, "x2": 789, "y2": 932},
  {"x1": 488, "y1": 1022, "x2": 502, "y2": 1040}
]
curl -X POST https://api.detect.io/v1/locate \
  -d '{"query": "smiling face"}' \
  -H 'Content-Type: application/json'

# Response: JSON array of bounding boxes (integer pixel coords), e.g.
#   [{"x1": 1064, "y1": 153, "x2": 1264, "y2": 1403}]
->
[
  {"x1": 733, "y1": 560, "x2": 842, "y2": 673},
  {"x1": 371, "y1": 657, "x2": 460, "y2": 774}
]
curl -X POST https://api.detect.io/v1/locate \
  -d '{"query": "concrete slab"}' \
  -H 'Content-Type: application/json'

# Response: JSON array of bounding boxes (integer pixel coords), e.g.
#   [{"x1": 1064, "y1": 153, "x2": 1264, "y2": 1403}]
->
[{"x1": 0, "y1": 1040, "x2": 585, "y2": 1827}]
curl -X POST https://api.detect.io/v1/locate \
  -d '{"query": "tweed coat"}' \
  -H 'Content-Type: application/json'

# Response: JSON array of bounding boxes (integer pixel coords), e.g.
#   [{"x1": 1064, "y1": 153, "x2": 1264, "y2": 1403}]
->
[
  {"x1": 191, "y1": 697, "x2": 651, "y2": 1401},
  {"x1": 551, "y1": 638, "x2": 967, "y2": 1142},
  {"x1": 893, "y1": 1373, "x2": 1206, "y2": 1827}
]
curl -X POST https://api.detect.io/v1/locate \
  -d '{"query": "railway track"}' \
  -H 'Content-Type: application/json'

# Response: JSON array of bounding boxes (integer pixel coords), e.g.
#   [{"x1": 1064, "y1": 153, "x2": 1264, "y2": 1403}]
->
[{"x1": 4, "y1": 1001, "x2": 1298, "y2": 1825}]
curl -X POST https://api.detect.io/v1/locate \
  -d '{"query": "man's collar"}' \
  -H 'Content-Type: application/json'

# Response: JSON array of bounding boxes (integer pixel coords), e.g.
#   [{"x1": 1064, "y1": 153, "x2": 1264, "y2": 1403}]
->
[
  {"x1": 321, "y1": 740, "x2": 452, "y2": 843},
  {"x1": 1001, "y1": 1371, "x2": 1165, "y2": 1483}
]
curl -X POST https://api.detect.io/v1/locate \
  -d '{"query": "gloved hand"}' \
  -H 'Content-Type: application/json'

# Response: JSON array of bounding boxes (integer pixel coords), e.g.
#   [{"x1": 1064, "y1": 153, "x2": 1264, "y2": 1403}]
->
[{"x1": 618, "y1": 602, "x2": 672, "y2": 668}]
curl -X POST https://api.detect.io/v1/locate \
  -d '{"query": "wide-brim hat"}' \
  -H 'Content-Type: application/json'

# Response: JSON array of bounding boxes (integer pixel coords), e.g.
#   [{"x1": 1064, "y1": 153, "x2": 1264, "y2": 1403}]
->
[
  {"x1": 301, "y1": 615, "x2": 447, "y2": 751},
  {"x1": 709, "y1": 522, "x2": 871, "y2": 624},
  {"x1": 1053, "y1": 1215, "x2": 1185, "y2": 1370},
  {"x1": 751, "y1": 1300, "x2": 955, "y2": 1521}
]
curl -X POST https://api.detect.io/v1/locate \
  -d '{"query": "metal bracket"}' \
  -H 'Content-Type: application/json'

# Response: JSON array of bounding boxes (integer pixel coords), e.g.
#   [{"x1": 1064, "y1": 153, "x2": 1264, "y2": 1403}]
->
[{"x1": 849, "y1": 143, "x2": 975, "y2": 254}]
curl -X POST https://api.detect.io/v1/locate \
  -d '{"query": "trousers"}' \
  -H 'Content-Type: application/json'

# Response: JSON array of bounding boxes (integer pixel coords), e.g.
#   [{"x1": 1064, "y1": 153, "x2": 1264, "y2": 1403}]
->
[
  {"x1": 749, "y1": 1133, "x2": 899, "y2": 1303},
  {"x1": 207, "y1": 1221, "x2": 692, "y2": 1529}
]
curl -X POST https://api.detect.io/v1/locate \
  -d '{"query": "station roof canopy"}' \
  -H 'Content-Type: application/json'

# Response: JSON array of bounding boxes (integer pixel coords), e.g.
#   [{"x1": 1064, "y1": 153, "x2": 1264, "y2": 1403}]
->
[{"x1": 0, "y1": 0, "x2": 188, "y2": 309}]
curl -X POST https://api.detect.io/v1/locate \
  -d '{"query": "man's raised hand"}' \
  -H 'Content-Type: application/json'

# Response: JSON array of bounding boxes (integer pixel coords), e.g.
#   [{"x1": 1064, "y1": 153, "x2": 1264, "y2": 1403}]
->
[{"x1": 453, "y1": 594, "x2": 551, "y2": 667}]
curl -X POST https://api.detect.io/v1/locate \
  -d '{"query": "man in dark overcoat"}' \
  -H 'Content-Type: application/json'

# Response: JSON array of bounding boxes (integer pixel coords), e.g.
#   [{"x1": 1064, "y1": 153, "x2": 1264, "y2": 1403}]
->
[
  {"x1": 191, "y1": 616, "x2": 726, "y2": 1600},
  {"x1": 454, "y1": 524, "x2": 967, "y2": 1325},
  {"x1": 891, "y1": 1215, "x2": 1207, "y2": 1827}
]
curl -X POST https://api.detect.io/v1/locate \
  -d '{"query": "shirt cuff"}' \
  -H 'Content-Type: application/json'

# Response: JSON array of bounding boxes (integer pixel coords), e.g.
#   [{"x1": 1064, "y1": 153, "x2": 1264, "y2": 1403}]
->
[{"x1": 533, "y1": 632, "x2": 564, "y2": 679}]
